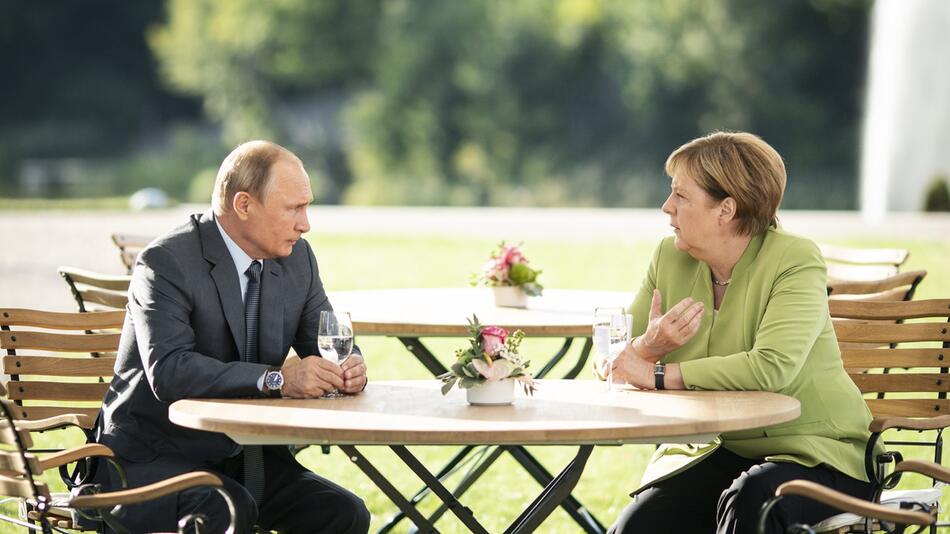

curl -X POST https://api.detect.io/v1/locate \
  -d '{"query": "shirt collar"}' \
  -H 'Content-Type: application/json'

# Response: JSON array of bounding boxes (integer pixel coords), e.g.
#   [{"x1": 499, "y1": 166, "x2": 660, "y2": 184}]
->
[{"x1": 213, "y1": 214, "x2": 259, "y2": 276}]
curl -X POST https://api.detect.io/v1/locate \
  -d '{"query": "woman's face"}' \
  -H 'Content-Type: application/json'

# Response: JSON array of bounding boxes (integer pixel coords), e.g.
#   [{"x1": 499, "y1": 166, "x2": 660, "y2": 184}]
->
[{"x1": 661, "y1": 173, "x2": 725, "y2": 256}]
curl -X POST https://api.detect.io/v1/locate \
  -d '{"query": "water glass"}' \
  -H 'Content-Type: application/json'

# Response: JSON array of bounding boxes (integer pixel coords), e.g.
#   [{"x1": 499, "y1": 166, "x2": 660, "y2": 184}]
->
[
  {"x1": 317, "y1": 310, "x2": 353, "y2": 398},
  {"x1": 593, "y1": 307, "x2": 631, "y2": 391}
]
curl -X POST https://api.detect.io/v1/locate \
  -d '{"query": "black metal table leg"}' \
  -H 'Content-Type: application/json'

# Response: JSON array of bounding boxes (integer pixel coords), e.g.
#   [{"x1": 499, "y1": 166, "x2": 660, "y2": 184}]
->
[
  {"x1": 340, "y1": 445, "x2": 439, "y2": 534},
  {"x1": 417, "y1": 445, "x2": 508, "y2": 528},
  {"x1": 398, "y1": 337, "x2": 449, "y2": 375},
  {"x1": 507, "y1": 445, "x2": 606, "y2": 533},
  {"x1": 391, "y1": 445, "x2": 490, "y2": 534},
  {"x1": 390, "y1": 335, "x2": 604, "y2": 533},
  {"x1": 504, "y1": 445, "x2": 595, "y2": 534}
]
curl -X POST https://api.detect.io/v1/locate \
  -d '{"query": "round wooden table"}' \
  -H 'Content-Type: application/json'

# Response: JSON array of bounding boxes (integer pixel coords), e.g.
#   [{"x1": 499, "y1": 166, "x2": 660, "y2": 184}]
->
[
  {"x1": 327, "y1": 288, "x2": 634, "y2": 337},
  {"x1": 170, "y1": 380, "x2": 799, "y2": 534},
  {"x1": 170, "y1": 380, "x2": 800, "y2": 446}
]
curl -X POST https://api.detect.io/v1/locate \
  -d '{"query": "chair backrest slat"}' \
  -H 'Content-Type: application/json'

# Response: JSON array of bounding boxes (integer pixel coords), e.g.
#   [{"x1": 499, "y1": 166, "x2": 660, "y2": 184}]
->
[
  {"x1": 0, "y1": 475, "x2": 43, "y2": 499},
  {"x1": 0, "y1": 308, "x2": 125, "y2": 330},
  {"x1": 849, "y1": 373, "x2": 950, "y2": 393},
  {"x1": 865, "y1": 399, "x2": 950, "y2": 418},
  {"x1": 2, "y1": 355, "x2": 116, "y2": 376},
  {"x1": 13, "y1": 406, "x2": 101, "y2": 425},
  {"x1": 827, "y1": 270, "x2": 927, "y2": 300},
  {"x1": 78, "y1": 288, "x2": 129, "y2": 310},
  {"x1": 841, "y1": 347, "x2": 947, "y2": 369},
  {"x1": 6, "y1": 382, "x2": 110, "y2": 402},
  {"x1": 0, "y1": 331, "x2": 121, "y2": 353},
  {"x1": 834, "y1": 322, "x2": 950, "y2": 344}
]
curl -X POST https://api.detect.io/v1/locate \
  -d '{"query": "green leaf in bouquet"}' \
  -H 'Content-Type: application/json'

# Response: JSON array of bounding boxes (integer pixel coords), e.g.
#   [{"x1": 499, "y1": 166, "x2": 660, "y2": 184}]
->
[
  {"x1": 440, "y1": 377, "x2": 458, "y2": 396},
  {"x1": 508, "y1": 262, "x2": 538, "y2": 285},
  {"x1": 521, "y1": 281, "x2": 543, "y2": 297}
]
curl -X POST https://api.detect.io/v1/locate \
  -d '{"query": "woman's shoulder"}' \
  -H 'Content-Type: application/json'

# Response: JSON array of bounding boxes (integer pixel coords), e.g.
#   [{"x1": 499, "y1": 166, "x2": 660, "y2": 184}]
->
[{"x1": 761, "y1": 227, "x2": 822, "y2": 265}]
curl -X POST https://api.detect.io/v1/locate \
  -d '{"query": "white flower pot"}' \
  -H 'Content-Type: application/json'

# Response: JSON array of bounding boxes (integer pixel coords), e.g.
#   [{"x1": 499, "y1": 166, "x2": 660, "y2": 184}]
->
[
  {"x1": 492, "y1": 286, "x2": 528, "y2": 308},
  {"x1": 466, "y1": 379, "x2": 515, "y2": 406}
]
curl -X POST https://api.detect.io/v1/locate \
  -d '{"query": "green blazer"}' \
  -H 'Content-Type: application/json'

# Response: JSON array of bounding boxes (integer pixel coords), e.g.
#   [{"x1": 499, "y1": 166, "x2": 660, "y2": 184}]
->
[{"x1": 630, "y1": 228, "x2": 878, "y2": 494}]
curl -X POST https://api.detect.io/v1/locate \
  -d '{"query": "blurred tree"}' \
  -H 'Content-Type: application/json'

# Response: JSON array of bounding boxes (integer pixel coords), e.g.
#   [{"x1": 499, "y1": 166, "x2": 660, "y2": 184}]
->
[
  {"x1": 150, "y1": 0, "x2": 381, "y2": 145},
  {"x1": 0, "y1": 0, "x2": 200, "y2": 194},
  {"x1": 346, "y1": 0, "x2": 871, "y2": 207}
]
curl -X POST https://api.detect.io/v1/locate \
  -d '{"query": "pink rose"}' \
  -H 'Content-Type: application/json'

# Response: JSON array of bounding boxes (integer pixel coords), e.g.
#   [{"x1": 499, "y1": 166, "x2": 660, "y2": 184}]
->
[
  {"x1": 483, "y1": 258, "x2": 509, "y2": 282},
  {"x1": 503, "y1": 246, "x2": 525, "y2": 266},
  {"x1": 480, "y1": 325, "x2": 508, "y2": 355}
]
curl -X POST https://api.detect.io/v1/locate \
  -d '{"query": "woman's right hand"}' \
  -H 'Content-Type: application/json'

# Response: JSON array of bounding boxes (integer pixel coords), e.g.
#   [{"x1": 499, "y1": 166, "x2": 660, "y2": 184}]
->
[{"x1": 631, "y1": 289, "x2": 704, "y2": 363}]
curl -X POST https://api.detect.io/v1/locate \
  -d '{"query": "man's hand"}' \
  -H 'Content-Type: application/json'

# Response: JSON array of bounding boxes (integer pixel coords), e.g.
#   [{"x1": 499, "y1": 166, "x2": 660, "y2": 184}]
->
[
  {"x1": 632, "y1": 289, "x2": 704, "y2": 363},
  {"x1": 340, "y1": 354, "x2": 367, "y2": 394},
  {"x1": 280, "y1": 356, "x2": 345, "y2": 398}
]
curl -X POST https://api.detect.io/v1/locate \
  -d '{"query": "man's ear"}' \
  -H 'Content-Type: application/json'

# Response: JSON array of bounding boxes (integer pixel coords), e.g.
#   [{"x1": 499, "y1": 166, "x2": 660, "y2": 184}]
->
[
  {"x1": 232, "y1": 192, "x2": 252, "y2": 220},
  {"x1": 719, "y1": 197, "x2": 737, "y2": 224}
]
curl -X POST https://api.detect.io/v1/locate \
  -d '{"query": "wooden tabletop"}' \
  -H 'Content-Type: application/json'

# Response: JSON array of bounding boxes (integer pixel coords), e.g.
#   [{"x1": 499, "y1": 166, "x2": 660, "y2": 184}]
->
[
  {"x1": 326, "y1": 288, "x2": 634, "y2": 337},
  {"x1": 169, "y1": 380, "x2": 800, "y2": 446}
]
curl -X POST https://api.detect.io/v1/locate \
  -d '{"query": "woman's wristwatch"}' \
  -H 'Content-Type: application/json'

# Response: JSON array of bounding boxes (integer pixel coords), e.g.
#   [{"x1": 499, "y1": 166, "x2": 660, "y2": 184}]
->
[{"x1": 654, "y1": 362, "x2": 666, "y2": 390}]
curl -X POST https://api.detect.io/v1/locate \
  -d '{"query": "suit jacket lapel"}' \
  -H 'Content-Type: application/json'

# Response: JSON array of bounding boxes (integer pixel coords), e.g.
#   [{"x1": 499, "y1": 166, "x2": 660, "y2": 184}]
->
[
  {"x1": 259, "y1": 259, "x2": 284, "y2": 365},
  {"x1": 197, "y1": 211, "x2": 246, "y2": 361}
]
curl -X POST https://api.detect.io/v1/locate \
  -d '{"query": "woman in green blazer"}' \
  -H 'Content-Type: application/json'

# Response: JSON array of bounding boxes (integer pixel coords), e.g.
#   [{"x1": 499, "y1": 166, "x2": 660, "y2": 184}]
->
[{"x1": 606, "y1": 132, "x2": 879, "y2": 534}]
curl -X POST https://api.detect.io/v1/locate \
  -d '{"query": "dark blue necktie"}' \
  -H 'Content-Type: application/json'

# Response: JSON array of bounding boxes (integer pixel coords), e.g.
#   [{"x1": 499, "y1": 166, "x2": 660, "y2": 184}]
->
[{"x1": 243, "y1": 261, "x2": 265, "y2": 502}]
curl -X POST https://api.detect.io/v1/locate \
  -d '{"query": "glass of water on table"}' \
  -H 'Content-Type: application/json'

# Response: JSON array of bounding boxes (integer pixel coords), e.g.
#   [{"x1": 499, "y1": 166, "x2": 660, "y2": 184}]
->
[
  {"x1": 317, "y1": 310, "x2": 354, "y2": 399},
  {"x1": 593, "y1": 307, "x2": 631, "y2": 392}
]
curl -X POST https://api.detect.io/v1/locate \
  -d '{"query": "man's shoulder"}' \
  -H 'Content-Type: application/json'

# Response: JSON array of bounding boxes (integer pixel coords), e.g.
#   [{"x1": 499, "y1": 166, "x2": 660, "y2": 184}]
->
[{"x1": 137, "y1": 213, "x2": 206, "y2": 265}]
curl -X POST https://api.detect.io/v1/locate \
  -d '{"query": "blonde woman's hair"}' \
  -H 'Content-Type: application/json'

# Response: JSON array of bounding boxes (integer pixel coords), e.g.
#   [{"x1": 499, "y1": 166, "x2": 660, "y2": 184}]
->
[
  {"x1": 212, "y1": 140, "x2": 299, "y2": 214},
  {"x1": 665, "y1": 131, "x2": 786, "y2": 236}
]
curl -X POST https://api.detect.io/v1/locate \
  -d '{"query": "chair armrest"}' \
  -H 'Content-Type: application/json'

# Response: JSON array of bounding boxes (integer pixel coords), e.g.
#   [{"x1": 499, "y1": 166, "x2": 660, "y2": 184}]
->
[
  {"x1": 69, "y1": 471, "x2": 224, "y2": 509},
  {"x1": 38, "y1": 443, "x2": 114, "y2": 471},
  {"x1": 776, "y1": 480, "x2": 935, "y2": 526},
  {"x1": 16, "y1": 413, "x2": 92, "y2": 432},
  {"x1": 869, "y1": 415, "x2": 950, "y2": 433},
  {"x1": 896, "y1": 459, "x2": 950, "y2": 483}
]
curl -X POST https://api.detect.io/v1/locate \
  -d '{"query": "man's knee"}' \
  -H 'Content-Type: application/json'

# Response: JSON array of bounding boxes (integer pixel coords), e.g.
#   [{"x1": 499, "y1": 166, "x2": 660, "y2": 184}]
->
[
  {"x1": 178, "y1": 479, "x2": 257, "y2": 534},
  {"x1": 328, "y1": 489, "x2": 371, "y2": 534}
]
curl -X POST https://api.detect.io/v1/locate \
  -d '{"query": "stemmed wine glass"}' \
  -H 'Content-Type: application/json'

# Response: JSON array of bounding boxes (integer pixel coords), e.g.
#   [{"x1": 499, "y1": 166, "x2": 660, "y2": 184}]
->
[
  {"x1": 317, "y1": 310, "x2": 353, "y2": 399},
  {"x1": 593, "y1": 307, "x2": 631, "y2": 392}
]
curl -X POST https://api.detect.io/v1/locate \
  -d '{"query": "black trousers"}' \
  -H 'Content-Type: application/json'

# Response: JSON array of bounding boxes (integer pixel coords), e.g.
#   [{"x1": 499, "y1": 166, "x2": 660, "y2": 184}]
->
[
  {"x1": 609, "y1": 447, "x2": 875, "y2": 534},
  {"x1": 95, "y1": 445, "x2": 370, "y2": 534}
]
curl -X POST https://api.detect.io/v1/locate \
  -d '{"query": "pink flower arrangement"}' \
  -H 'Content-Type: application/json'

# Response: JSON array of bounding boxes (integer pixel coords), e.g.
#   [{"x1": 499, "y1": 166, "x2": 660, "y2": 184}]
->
[
  {"x1": 472, "y1": 242, "x2": 543, "y2": 296},
  {"x1": 439, "y1": 315, "x2": 536, "y2": 395}
]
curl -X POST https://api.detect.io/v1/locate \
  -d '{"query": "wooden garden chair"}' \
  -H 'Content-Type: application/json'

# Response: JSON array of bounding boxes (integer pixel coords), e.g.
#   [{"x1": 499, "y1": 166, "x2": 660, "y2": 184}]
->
[
  {"x1": 0, "y1": 308, "x2": 124, "y2": 433},
  {"x1": 821, "y1": 244, "x2": 910, "y2": 283},
  {"x1": 110, "y1": 233, "x2": 154, "y2": 275},
  {"x1": 756, "y1": 298, "x2": 950, "y2": 533},
  {"x1": 0, "y1": 397, "x2": 235, "y2": 533},
  {"x1": 758, "y1": 460, "x2": 946, "y2": 534},
  {"x1": 827, "y1": 270, "x2": 927, "y2": 303},
  {"x1": 57, "y1": 267, "x2": 130, "y2": 312}
]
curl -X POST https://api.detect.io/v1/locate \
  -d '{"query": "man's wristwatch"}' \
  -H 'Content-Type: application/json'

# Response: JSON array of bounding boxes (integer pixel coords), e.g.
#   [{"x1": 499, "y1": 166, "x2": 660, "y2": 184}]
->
[
  {"x1": 654, "y1": 362, "x2": 666, "y2": 390},
  {"x1": 263, "y1": 367, "x2": 284, "y2": 398}
]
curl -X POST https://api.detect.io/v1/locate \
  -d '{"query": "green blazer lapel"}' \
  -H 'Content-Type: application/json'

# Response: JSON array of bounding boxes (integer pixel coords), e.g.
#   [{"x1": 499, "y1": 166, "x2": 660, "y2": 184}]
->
[
  {"x1": 198, "y1": 211, "x2": 246, "y2": 361},
  {"x1": 258, "y1": 259, "x2": 284, "y2": 366}
]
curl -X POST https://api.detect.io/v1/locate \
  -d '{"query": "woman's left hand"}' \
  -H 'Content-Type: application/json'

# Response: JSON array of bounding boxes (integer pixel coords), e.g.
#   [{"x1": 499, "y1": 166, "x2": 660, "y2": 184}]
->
[{"x1": 610, "y1": 342, "x2": 653, "y2": 389}]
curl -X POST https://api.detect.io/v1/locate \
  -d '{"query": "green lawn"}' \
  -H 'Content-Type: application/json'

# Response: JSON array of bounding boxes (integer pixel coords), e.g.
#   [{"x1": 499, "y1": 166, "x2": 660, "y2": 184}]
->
[{"x1": 5, "y1": 233, "x2": 949, "y2": 532}]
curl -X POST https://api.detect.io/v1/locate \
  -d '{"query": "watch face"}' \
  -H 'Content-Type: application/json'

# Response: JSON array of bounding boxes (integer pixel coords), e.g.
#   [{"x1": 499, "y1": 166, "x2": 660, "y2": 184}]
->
[{"x1": 265, "y1": 370, "x2": 284, "y2": 390}]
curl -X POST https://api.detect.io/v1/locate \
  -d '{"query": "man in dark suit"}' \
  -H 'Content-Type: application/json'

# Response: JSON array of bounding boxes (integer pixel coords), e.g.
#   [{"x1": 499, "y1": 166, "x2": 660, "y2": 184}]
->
[{"x1": 94, "y1": 140, "x2": 370, "y2": 533}]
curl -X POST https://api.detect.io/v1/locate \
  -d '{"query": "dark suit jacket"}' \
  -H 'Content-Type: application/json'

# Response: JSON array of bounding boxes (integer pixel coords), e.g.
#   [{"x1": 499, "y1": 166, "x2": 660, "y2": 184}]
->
[{"x1": 96, "y1": 210, "x2": 331, "y2": 465}]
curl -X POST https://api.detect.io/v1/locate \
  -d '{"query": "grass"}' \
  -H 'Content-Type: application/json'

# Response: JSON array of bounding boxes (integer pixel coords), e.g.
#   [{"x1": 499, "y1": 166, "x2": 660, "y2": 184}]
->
[{"x1": 3, "y1": 232, "x2": 949, "y2": 532}]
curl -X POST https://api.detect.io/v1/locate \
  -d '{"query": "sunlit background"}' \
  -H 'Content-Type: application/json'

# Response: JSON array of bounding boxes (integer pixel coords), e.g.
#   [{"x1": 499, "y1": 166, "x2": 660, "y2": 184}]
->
[{"x1": 2, "y1": 0, "x2": 947, "y2": 215}]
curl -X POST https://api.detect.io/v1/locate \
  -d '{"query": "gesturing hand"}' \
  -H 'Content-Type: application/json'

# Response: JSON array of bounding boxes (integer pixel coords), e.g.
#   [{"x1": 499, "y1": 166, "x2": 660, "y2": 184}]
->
[
  {"x1": 280, "y1": 355, "x2": 345, "y2": 398},
  {"x1": 632, "y1": 289, "x2": 704, "y2": 363}
]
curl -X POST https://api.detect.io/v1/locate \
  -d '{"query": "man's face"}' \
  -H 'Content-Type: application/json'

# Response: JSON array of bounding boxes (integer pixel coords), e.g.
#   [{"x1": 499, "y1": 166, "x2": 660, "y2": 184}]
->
[{"x1": 242, "y1": 156, "x2": 313, "y2": 259}]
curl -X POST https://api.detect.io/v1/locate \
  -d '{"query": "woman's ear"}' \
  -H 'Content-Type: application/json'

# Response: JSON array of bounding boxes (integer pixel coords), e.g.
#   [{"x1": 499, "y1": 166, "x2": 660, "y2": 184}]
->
[{"x1": 719, "y1": 197, "x2": 737, "y2": 224}]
